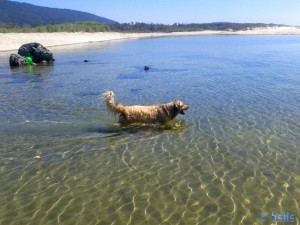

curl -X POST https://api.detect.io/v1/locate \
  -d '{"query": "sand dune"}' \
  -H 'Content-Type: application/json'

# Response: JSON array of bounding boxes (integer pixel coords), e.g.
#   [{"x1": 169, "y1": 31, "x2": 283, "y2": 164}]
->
[{"x1": 1, "y1": 26, "x2": 300, "y2": 52}]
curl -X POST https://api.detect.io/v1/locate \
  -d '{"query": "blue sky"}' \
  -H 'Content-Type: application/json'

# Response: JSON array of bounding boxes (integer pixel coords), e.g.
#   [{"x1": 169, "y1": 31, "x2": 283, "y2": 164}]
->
[{"x1": 14, "y1": 0, "x2": 300, "y2": 26}]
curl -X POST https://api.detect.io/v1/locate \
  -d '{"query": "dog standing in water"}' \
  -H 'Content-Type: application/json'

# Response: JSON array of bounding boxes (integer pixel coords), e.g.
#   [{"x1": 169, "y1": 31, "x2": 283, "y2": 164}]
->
[{"x1": 102, "y1": 91, "x2": 189, "y2": 125}]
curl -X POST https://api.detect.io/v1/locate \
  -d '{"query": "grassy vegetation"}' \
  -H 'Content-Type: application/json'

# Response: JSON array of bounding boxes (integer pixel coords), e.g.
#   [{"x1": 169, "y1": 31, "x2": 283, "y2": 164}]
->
[
  {"x1": 0, "y1": 21, "x2": 110, "y2": 33},
  {"x1": 0, "y1": 21, "x2": 285, "y2": 33}
]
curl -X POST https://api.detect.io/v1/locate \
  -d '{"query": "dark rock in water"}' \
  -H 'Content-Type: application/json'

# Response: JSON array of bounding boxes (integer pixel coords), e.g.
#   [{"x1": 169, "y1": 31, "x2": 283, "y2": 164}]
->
[
  {"x1": 84, "y1": 60, "x2": 89, "y2": 62},
  {"x1": 144, "y1": 66, "x2": 149, "y2": 71},
  {"x1": 10, "y1": 43, "x2": 54, "y2": 66},
  {"x1": 9, "y1": 54, "x2": 27, "y2": 67},
  {"x1": 18, "y1": 43, "x2": 54, "y2": 63}
]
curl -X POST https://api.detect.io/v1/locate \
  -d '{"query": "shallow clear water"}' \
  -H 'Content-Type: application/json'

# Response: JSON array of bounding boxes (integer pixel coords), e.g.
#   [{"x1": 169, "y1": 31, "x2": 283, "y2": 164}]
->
[{"x1": 0, "y1": 36, "x2": 299, "y2": 225}]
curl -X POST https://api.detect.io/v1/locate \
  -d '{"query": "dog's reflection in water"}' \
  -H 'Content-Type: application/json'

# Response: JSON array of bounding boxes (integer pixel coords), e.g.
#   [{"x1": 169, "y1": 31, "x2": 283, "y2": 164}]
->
[{"x1": 104, "y1": 119, "x2": 189, "y2": 169}]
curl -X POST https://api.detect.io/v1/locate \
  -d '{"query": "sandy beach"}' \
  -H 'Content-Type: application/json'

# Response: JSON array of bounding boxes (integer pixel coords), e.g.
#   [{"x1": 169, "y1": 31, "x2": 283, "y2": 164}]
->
[{"x1": 1, "y1": 26, "x2": 300, "y2": 52}]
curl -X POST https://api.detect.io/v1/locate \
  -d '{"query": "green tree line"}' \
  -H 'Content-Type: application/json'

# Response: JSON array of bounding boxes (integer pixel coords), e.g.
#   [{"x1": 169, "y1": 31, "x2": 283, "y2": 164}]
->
[
  {"x1": 110, "y1": 22, "x2": 282, "y2": 32},
  {"x1": 0, "y1": 21, "x2": 283, "y2": 33}
]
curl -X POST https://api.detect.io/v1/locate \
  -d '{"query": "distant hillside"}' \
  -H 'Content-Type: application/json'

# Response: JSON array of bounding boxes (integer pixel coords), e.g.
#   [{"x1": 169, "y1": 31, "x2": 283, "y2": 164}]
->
[{"x1": 0, "y1": 0, "x2": 117, "y2": 27}]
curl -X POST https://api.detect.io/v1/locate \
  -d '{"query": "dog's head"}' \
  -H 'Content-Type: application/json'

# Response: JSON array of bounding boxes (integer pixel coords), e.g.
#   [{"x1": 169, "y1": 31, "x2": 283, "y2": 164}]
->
[{"x1": 172, "y1": 100, "x2": 189, "y2": 115}]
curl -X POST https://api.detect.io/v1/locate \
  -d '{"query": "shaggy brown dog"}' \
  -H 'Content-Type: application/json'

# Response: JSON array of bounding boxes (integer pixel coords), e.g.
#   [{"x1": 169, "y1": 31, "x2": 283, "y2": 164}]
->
[{"x1": 103, "y1": 91, "x2": 189, "y2": 125}]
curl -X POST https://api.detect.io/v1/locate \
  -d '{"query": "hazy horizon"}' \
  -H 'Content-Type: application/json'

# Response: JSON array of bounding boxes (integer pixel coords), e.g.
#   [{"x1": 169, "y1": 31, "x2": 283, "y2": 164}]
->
[{"x1": 12, "y1": 0, "x2": 300, "y2": 26}]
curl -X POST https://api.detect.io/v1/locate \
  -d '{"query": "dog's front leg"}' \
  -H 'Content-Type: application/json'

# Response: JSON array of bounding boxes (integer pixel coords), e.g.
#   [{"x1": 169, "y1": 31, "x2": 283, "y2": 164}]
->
[{"x1": 118, "y1": 112, "x2": 127, "y2": 124}]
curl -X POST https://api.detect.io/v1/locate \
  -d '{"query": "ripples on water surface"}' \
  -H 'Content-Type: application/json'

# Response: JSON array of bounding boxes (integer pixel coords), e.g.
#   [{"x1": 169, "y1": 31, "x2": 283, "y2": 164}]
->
[{"x1": 0, "y1": 36, "x2": 299, "y2": 225}]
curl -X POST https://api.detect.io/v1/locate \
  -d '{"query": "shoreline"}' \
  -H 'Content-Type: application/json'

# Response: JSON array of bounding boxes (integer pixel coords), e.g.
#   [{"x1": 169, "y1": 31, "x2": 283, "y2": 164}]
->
[{"x1": 1, "y1": 26, "x2": 300, "y2": 52}]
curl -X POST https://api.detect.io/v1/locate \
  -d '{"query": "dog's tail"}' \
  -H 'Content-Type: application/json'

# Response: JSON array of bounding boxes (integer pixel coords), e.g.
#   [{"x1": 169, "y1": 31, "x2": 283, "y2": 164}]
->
[{"x1": 102, "y1": 91, "x2": 125, "y2": 115}]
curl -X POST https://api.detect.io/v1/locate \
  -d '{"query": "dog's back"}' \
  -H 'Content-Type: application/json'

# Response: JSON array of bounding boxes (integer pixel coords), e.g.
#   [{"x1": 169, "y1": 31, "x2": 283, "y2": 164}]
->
[{"x1": 118, "y1": 105, "x2": 166, "y2": 124}]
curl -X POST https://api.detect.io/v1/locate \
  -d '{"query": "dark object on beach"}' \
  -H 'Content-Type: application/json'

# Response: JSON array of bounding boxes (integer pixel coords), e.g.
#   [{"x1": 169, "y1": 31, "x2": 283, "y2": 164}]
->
[
  {"x1": 144, "y1": 66, "x2": 149, "y2": 71},
  {"x1": 9, "y1": 54, "x2": 28, "y2": 67},
  {"x1": 18, "y1": 43, "x2": 54, "y2": 63},
  {"x1": 84, "y1": 60, "x2": 89, "y2": 62}
]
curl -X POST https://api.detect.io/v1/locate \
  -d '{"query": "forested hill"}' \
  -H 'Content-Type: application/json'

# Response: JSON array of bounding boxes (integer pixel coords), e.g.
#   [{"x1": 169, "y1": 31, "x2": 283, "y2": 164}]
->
[
  {"x1": 0, "y1": 0, "x2": 117, "y2": 27},
  {"x1": 0, "y1": 0, "x2": 288, "y2": 33}
]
